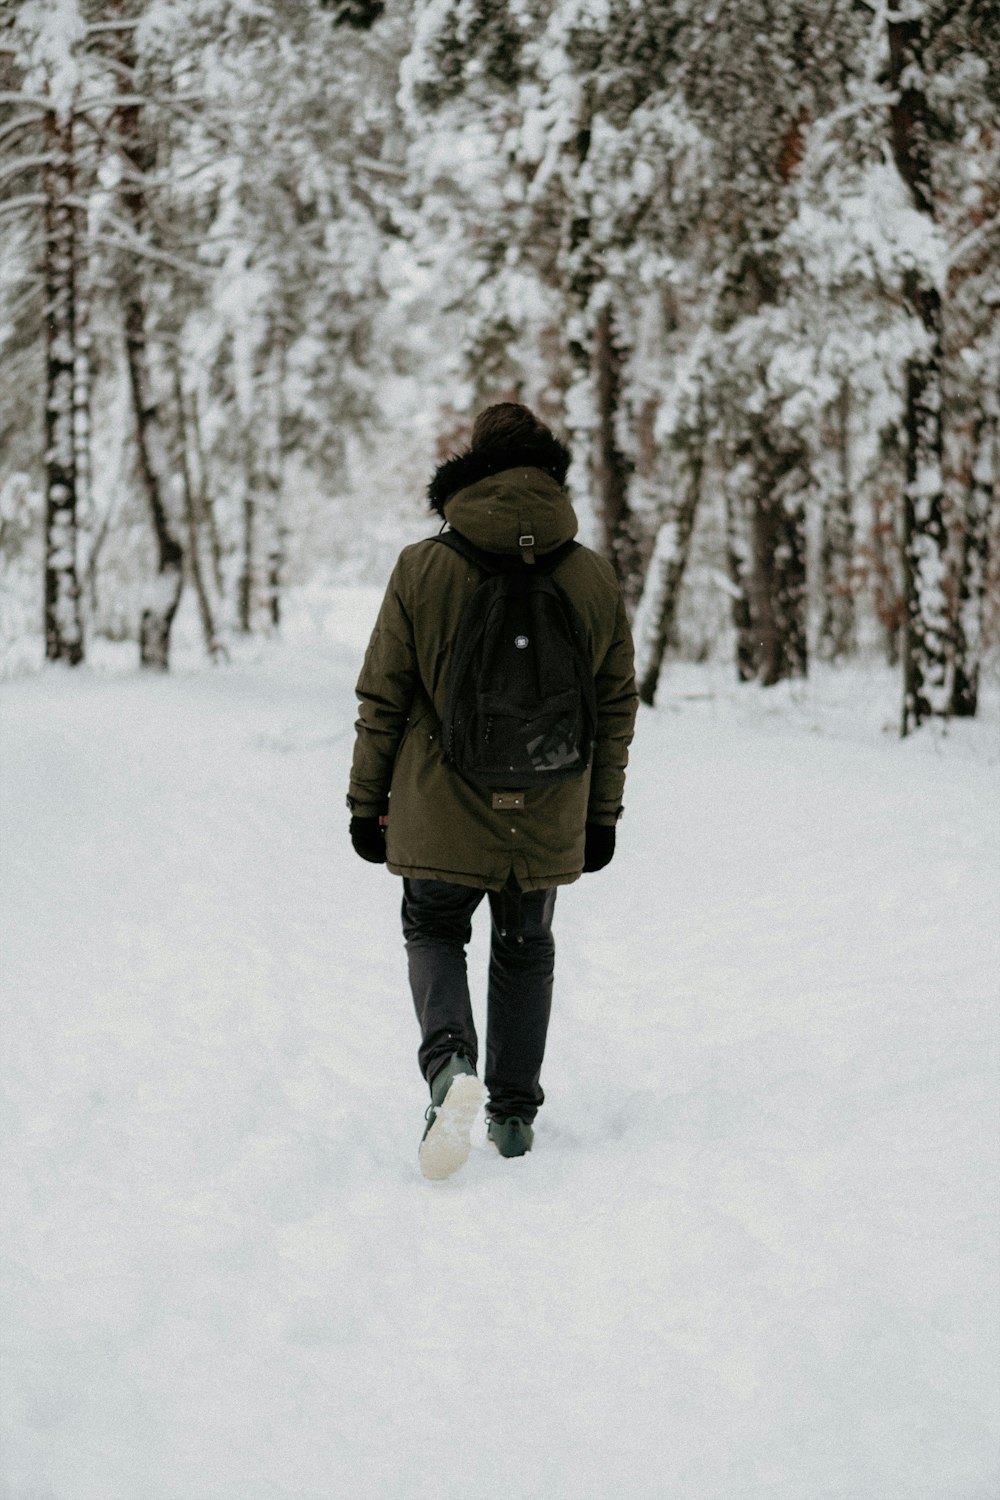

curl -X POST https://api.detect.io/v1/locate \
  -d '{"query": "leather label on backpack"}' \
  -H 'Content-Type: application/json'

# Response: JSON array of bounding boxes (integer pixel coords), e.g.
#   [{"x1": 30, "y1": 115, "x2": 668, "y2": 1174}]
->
[{"x1": 491, "y1": 791, "x2": 526, "y2": 810}]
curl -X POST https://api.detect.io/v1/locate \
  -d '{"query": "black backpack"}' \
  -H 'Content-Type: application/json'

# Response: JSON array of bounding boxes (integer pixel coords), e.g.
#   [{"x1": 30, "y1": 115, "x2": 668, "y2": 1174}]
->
[{"x1": 435, "y1": 530, "x2": 597, "y2": 790}]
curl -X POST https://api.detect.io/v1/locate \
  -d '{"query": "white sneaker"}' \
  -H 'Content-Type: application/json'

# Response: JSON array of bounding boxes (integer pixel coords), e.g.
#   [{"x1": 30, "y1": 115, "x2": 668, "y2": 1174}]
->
[{"x1": 418, "y1": 1073, "x2": 486, "y2": 1180}]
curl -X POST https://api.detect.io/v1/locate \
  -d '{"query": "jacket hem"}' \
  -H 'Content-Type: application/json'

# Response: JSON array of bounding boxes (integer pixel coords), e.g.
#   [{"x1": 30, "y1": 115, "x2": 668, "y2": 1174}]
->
[{"x1": 386, "y1": 858, "x2": 583, "y2": 893}]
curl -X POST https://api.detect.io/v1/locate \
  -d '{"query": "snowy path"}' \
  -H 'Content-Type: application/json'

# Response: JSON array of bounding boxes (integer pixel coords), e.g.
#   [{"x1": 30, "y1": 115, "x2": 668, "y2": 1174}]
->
[{"x1": 2, "y1": 609, "x2": 998, "y2": 1500}]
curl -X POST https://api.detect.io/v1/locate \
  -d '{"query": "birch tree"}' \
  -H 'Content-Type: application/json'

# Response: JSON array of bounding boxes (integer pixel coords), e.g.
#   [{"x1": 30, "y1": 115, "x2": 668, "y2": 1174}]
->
[
  {"x1": 885, "y1": 4, "x2": 952, "y2": 733},
  {"x1": 1, "y1": 1, "x2": 89, "y2": 663},
  {"x1": 42, "y1": 101, "x2": 85, "y2": 663}
]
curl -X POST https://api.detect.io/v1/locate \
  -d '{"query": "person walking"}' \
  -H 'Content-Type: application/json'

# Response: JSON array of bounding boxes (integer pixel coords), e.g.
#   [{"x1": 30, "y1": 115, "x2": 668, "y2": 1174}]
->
[{"x1": 347, "y1": 403, "x2": 637, "y2": 1178}]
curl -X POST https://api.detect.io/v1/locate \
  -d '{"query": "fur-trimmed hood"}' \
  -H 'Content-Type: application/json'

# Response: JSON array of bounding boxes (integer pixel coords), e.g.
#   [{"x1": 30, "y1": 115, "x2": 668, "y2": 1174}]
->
[{"x1": 427, "y1": 432, "x2": 572, "y2": 517}]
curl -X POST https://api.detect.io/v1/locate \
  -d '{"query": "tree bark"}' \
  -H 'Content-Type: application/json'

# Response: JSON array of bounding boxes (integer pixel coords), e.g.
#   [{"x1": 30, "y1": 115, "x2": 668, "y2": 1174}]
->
[
  {"x1": 887, "y1": 10, "x2": 952, "y2": 734},
  {"x1": 818, "y1": 381, "x2": 856, "y2": 660},
  {"x1": 42, "y1": 107, "x2": 84, "y2": 665},
  {"x1": 559, "y1": 90, "x2": 641, "y2": 604},
  {"x1": 262, "y1": 328, "x2": 287, "y2": 630},
  {"x1": 173, "y1": 359, "x2": 225, "y2": 661},
  {"x1": 73, "y1": 232, "x2": 94, "y2": 621},
  {"x1": 772, "y1": 485, "x2": 808, "y2": 681},
  {"x1": 238, "y1": 488, "x2": 255, "y2": 634},
  {"x1": 744, "y1": 422, "x2": 809, "y2": 685},
  {"x1": 593, "y1": 300, "x2": 641, "y2": 609},
  {"x1": 121, "y1": 287, "x2": 184, "y2": 668},
  {"x1": 950, "y1": 400, "x2": 996, "y2": 716},
  {"x1": 187, "y1": 389, "x2": 226, "y2": 598},
  {"x1": 870, "y1": 425, "x2": 905, "y2": 667},
  {"x1": 724, "y1": 482, "x2": 757, "y2": 682},
  {"x1": 634, "y1": 436, "x2": 704, "y2": 706},
  {"x1": 114, "y1": 17, "x2": 184, "y2": 670},
  {"x1": 239, "y1": 328, "x2": 287, "y2": 634}
]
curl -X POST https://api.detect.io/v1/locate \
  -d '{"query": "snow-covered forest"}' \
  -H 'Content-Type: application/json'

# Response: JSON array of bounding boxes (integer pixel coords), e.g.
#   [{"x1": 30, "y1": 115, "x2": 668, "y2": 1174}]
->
[
  {"x1": 2, "y1": 5, "x2": 1000, "y2": 1498},
  {"x1": 1, "y1": 0, "x2": 998, "y2": 727}
]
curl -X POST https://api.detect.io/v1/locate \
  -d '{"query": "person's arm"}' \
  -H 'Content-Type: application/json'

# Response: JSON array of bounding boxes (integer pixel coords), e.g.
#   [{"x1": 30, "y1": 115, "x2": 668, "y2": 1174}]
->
[
  {"x1": 347, "y1": 557, "x2": 418, "y2": 819},
  {"x1": 587, "y1": 588, "x2": 638, "y2": 826}
]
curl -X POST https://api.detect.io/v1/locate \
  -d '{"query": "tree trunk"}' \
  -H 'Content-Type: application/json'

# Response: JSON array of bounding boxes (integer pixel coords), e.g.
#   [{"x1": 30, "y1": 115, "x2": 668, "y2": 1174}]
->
[
  {"x1": 560, "y1": 88, "x2": 640, "y2": 602},
  {"x1": 818, "y1": 381, "x2": 856, "y2": 660},
  {"x1": 238, "y1": 488, "x2": 255, "y2": 633},
  {"x1": 121, "y1": 292, "x2": 183, "y2": 669},
  {"x1": 950, "y1": 400, "x2": 996, "y2": 716},
  {"x1": 745, "y1": 423, "x2": 809, "y2": 686},
  {"x1": 870, "y1": 425, "x2": 905, "y2": 667},
  {"x1": 898, "y1": 286, "x2": 950, "y2": 732},
  {"x1": 887, "y1": 10, "x2": 952, "y2": 734},
  {"x1": 173, "y1": 360, "x2": 225, "y2": 661},
  {"x1": 187, "y1": 389, "x2": 226, "y2": 599},
  {"x1": 724, "y1": 482, "x2": 757, "y2": 682},
  {"x1": 593, "y1": 301, "x2": 641, "y2": 608},
  {"x1": 772, "y1": 486, "x2": 808, "y2": 681},
  {"x1": 634, "y1": 438, "x2": 704, "y2": 706},
  {"x1": 42, "y1": 108, "x2": 84, "y2": 665},
  {"x1": 561, "y1": 88, "x2": 595, "y2": 507},
  {"x1": 262, "y1": 328, "x2": 287, "y2": 630},
  {"x1": 74, "y1": 234, "x2": 94, "y2": 620},
  {"x1": 114, "y1": 20, "x2": 184, "y2": 670}
]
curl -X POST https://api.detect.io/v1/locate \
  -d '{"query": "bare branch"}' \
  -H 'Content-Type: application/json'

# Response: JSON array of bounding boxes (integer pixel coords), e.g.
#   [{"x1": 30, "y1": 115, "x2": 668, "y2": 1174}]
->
[
  {"x1": 798, "y1": 88, "x2": 899, "y2": 178},
  {"x1": 86, "y1": 231, "x2": 216, "y2": 281},
  {"x1": 84, "y1": 18, "x2": 140, "y2": 31},
  {"x1": 0, "y1": 193, "x2": 45, "y2": 216},
  {"x1": 0, "y1": 332, "x2": 46, "y2": 384},
  {"x1": 0, "y1": 277, "x2": 46, "y2": 327},
  {"x1": 130, "y1": 92, "x2": 233, "y2": 150},
  {"x1": 80, "y1": 51, "x2": 136, "y2": 83},
  {"x1": 947, "y1": 216, "x2": 1000, "y2": 272},
  {"x1": 0, "y1": 91, "x2": 51, "y2": 111},
  {"x1": 0, "y1": 152, "x2": 56, "y2": 189},
  {"x1": 0, "y1": 114, "x2": 45, "y2": 152},
  {"x1": 862, "y1": 0, "x2": 889, "y2": 87},
  {"x1": 354, "y1": 154, "x2": 407, "y2": 181},
  {"x1": 76, "y1": 94, "x2": 159, "y2": 111},
  {"x1": 107, "y1": 91, "x2": 206, "y2": 110}
]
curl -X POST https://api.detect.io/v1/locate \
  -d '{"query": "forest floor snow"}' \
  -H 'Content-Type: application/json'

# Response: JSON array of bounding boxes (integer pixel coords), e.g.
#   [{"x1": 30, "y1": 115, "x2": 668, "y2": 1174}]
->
[{"x1": 2, "y1": 593, "x2": 999, "y2": 1500}]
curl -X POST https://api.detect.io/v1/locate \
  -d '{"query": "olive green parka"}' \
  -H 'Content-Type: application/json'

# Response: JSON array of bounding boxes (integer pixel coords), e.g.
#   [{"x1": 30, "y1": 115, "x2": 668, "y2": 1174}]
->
[{"x1": 348, "y1": 449, "x2": 638, "y2": 892}]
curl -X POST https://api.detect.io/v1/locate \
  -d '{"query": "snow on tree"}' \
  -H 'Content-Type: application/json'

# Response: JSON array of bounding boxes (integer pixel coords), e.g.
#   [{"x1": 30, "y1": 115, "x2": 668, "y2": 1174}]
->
[
  {"x1": 2, "y1": 0, "x2": 90, "y2": 663},
  {"x1": 1, "y1": 0, "x2": 996, "y2": 713}
]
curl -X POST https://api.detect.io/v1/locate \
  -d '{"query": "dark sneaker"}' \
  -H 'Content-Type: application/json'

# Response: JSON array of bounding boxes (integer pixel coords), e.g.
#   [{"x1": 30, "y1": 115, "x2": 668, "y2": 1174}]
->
[
  {"x1": 487, "y1": 1115, "x2": 534, "y2": 1158},
  {"x1": 419, "y1": 1054, "x2": 485, "y2": 1181}
]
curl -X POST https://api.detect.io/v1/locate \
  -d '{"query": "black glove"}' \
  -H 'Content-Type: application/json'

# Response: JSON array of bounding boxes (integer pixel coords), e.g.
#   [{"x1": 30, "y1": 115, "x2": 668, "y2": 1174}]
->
[
  {"x1": 350, "y1": 815, "x2": 387, "y2": 864},
  {"x1": 583, "y1": 822, "x2": 616, "y2": 873}
]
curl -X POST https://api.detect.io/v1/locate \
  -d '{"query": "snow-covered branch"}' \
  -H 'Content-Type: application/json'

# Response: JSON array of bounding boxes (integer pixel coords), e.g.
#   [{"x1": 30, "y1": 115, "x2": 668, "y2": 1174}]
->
[
  {"x1": 84, "y1": 18, "x2": 140, "y2": 33},
  {"x1": 0, "y1": 92, "x2": 52, "y2": 112},
  {"x1": 0, "y1": 194, "x2": 46, "y2": 216},
  {"x1": 0, "y1": 154, "x2": 57, "y2": 189},
  {"x1": 83, "y1": 230, "x2": 216, "y2": 281},
  {"x1": 799, "y1": 90, "x2": 898, "y2": 179},
  {"x1": 76, "y1": 94, "x2": 203, "y2": 113},
  {"x1": 0, "y1": 115, "x2": 46, "y2": 153},
  {"x1": 947, "y1": 217, "x2": 1000, "y2": 273}
]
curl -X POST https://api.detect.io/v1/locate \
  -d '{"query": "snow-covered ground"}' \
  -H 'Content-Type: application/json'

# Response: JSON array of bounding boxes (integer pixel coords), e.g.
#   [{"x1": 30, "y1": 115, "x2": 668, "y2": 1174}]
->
[{"x1": 2, "y1": 594, "x2": 998, "y2": 1500}]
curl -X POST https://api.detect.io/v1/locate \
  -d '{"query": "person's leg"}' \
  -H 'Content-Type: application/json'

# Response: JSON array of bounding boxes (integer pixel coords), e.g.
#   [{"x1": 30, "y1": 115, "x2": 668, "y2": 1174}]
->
[
  {"x1": 401, "y1": 877, "x2": 485, "y2": 1085},
  {"x1": 484, "y1": 878, "x2": 557, "y2": 1123}
]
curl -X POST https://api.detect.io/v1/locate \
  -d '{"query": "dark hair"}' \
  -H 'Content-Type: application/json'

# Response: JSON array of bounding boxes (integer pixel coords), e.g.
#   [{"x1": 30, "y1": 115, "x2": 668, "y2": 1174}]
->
[
  {"x1": 427, "y1": 403, "x2": 572, "y2": 515},
  {"x1": 470, "y1": 402, "x2": 552, "y2": 450}
]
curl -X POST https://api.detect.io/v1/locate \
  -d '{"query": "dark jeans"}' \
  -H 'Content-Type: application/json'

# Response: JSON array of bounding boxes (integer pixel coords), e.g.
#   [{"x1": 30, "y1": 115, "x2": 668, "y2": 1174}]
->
[{"x1": 401, "y1": 875, "x2": 557, "y2": 1122}]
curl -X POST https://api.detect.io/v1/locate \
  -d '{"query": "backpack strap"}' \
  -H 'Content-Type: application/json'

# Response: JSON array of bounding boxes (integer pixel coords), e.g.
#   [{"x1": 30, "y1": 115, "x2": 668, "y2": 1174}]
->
[
  {"x1": 435, "y1": 530, "x2": 579, "y2": 576},
  {"x1": 534, "y1": 538, "x2": 580, "y2": 575}
]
